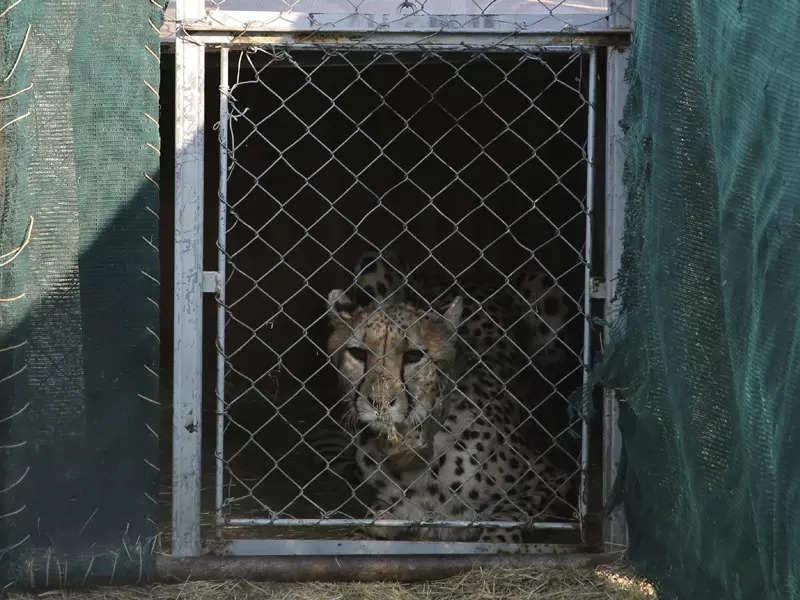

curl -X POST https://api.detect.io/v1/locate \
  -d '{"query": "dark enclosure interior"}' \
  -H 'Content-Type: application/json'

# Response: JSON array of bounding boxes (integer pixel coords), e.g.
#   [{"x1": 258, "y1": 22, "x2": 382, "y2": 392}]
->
[{"x1": 159, "y1": 47, "x2": 608, "y2": 544}]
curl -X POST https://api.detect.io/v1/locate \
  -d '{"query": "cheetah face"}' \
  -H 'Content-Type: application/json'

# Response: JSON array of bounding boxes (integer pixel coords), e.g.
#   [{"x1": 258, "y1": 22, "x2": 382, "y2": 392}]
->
[{"x1": 327, "y1": 290, "x2": 463, "y2": 438}]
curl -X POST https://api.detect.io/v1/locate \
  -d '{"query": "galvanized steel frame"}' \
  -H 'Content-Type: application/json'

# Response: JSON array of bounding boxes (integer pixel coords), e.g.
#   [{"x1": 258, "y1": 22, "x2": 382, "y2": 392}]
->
[
  {"x1": 159, "y1": 0, "x2": 634, "y2": 43},
  {"x1": 172, "y1": 0, "x2": 633, "y2": 558},
  {"x1": 173, "y1": 0, "x2": 206, "y2": 558},
  {"x1": 186, "y1": 11, "x2": 623, "y2": 35},
  {"x1": 215, "y1": 44, "x2": 594, "y2": 544},
  {"x1": 601, "y1": 2, "x2": 634, "y2": 552}
]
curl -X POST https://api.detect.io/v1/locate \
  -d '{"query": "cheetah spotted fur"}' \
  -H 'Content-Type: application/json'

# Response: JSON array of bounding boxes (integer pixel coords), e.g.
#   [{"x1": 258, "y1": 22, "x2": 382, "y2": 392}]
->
[{"x1": 325, "y1": 251, "x2": 574, "y2": 543}]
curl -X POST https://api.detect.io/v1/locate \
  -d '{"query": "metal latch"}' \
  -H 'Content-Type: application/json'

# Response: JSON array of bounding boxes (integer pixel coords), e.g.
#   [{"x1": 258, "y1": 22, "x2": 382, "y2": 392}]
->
[
  {"x1": 202, "y1": 271, "x2": 221, "y2": 294},
  {"x1": 589, "y1": 277, "x2": 606, "y2": 300}
]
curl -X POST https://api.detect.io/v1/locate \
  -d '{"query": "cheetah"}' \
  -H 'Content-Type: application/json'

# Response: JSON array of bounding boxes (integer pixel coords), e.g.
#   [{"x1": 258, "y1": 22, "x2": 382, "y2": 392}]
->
[
  {"x1": 350, "y1": 250, "x2": 573, "y2": 373},
  {"x1": 324, "y1": 251, "x2": 575, "y2": 543}
]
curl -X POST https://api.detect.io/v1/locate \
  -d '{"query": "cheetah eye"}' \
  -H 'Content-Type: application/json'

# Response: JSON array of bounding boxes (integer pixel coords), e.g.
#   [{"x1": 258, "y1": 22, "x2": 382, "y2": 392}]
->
[
  {"x1": 403, "y1": 349, "x2": 425, "y2": 364},
  {"x1": 347, "y1": 347, "x2": 368, "y2": 362}
]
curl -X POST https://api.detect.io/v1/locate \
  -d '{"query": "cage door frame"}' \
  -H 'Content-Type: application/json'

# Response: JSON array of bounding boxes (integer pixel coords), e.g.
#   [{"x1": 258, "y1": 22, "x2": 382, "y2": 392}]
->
[
  {"x1": 214, "y1": 43, "x2": 595, "y2": 546},
  {"x1": 171, "y1": 1, "x2": 633, "y2": 557},
  {"x1": 172, "y1": 0, "x2": 206, "y2": 558}
]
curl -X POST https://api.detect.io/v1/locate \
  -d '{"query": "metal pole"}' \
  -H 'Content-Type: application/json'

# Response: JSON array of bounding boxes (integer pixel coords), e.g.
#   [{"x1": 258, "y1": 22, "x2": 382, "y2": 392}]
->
[
  {"x1": 227, "y1": 518, "x2": 579, "y2": 530},
  {"x1": 579, "y1": 48, "x2": 598, "y2": 543},
  {"x1": 222, "y1": 539, "x2": 586, "y2": 556},
  {"x1": 603, "y1": 45, "x2": 632, "y2": 553},
  {"x1": 601, "y1": 0, "x2": 635, "y2": 553},
  {"x1": 173, "y1": 0, "x2": 205, "y2": 557},
  {"x1": 215, "y1": 47, "x2": 229, "y2": 531}
]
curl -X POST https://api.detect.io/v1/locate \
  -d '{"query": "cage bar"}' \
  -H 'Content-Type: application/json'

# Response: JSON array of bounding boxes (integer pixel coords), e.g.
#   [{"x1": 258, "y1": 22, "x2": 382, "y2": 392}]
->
[
  {"x1": 182, "y1": 6, "x2": 624, "y2": 35},
  {"x1": 579, "y1": 48, "x2": 597, "y2": 541},
  {"x1": 222, "y1": 539, "x2": 585, "y2": 555},
  {"x1": 215, "y1": 47, "x2": 230, "y2": 530},
  {"x1": 182, "y1": 32, "x2": 630, "y2": 50},
  {"x1": 172, "y1": 0, "x2": 207, "y2": 557},
  {"x1": 602, "y1": 44, "x2": 630, "y2": 552},
  {"x1": 155, "y1": 551, "x2": 620, "y2": 583},
  {"x1": 227, "y1": 518, "x2": 580, "y2": 529}
]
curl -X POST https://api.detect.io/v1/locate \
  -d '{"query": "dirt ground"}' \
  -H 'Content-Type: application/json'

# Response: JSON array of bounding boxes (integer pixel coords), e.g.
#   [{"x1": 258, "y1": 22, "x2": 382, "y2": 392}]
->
[{"x1": 9, "y1": 563, "x2": 655, "y2": 599}]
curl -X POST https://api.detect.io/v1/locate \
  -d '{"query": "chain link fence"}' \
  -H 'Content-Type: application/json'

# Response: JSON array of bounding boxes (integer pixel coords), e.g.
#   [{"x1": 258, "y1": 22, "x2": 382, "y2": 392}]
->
[{"x1": 212, "y1": 43, "x2": 598, "y2": 543}]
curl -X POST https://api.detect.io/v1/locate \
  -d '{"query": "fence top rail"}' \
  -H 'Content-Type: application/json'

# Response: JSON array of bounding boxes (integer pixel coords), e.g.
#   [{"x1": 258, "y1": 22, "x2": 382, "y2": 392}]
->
[
  {"x1": 163, "y1": 1, "x2": 633, "y2": 42},
  {"x1": 188, "y1": 10, "x2": 621, "y2": 31},
  {"x1": 163, "y1": 30, "x2": 630, "y2": 50}
]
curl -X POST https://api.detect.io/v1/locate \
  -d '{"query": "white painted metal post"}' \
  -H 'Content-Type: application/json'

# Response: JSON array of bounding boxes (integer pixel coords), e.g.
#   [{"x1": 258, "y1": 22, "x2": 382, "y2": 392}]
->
[
  {"x1": 173, "y1": 0, "x2": 206, "y2": 557},
  {"x1": 601, "y1": 0, "x2": 636, "y2": 551},
  {"x1": 602, "y1": 42, "x2": 631, "y2": 553}
]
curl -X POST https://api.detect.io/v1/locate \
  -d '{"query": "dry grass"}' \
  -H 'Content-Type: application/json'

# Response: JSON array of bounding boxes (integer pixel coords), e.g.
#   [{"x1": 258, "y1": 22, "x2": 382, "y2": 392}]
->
[{"x1": 9, "y1": 563, "x2": 655, "y2": 600}]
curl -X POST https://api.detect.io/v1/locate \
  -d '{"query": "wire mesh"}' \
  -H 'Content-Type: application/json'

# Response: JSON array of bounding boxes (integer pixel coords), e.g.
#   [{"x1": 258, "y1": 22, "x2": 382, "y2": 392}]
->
[{"x1": 214, "y1": 44, "x2": 596, "y2": 541}]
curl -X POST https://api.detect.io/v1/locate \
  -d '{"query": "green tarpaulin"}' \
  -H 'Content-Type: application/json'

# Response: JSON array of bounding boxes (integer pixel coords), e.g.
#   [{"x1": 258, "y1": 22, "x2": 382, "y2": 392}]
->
[{"x1": 0, "y1": 0, "x2": 163, "y2": 586}]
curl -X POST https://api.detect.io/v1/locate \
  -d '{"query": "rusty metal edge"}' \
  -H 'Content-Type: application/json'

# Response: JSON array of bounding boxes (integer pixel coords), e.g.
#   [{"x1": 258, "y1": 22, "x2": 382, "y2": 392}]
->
[{"x1": 154, "y1": 551, "x2": 624, "y2": 583}]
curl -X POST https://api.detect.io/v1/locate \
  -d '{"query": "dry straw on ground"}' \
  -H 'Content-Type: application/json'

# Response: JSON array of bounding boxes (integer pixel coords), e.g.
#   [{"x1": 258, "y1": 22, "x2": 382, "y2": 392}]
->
[{"x1": 10, "y1": 563, "x2": 655, "y2": 599}]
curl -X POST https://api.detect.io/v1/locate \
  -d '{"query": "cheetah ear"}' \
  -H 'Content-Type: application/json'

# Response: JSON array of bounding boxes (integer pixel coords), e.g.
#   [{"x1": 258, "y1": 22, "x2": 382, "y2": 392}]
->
[
  {"x1": 442, "y1": 295, "x2": 463, "y2": 330},
  {"x1": 328, "y1": 289, "x2": 356, "y2": 322}
]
